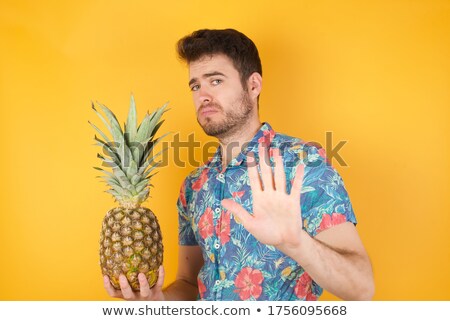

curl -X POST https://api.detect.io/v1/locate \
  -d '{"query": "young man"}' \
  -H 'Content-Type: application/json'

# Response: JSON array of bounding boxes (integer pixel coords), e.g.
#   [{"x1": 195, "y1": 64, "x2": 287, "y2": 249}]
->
[{"x1": 104, "y1": 28, "x2": 374, "y2": 301}]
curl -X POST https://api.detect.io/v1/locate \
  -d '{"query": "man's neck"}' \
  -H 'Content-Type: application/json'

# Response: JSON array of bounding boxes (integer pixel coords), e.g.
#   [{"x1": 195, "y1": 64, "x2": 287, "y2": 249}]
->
[{"x1": 218, "y1": 118, "x2": 262, "y2": 168}]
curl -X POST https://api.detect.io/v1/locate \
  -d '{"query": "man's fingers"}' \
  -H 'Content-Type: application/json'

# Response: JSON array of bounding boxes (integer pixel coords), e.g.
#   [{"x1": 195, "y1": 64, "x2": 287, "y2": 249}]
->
[
  {"x1": 103, "y1": 275, "x2": 122, "y2": 298},
  {"x1": 258, "y1": 144, "x2": 274, "y2": 191},
  {"x1": 291, "y1": 163, "x2": 305, "y2": 198},
  {"x1": 104, "y1": 270, "x2": 165, "y2": 301},
  {"x1": 272, "y1": 148, "x2": 286, "y2": 193},
  {"x1": 119, "y1": 274, "x2": 135, "y2": 300},
  {"x1": 247, "y1": 153, "x2": 262, "y2": 193},
  {"x1": 221, "y1": 199, "x2": 252, "y2": 227},
  {"x1": 155, "y1": 265, "x2": 165, "y2": 289},
  {"x1": 138, "y1": 273, "x2": 150, "y2": 298}
]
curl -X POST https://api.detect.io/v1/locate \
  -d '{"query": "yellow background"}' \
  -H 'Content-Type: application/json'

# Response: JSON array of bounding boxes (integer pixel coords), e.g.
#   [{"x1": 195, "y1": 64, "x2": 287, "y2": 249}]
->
[{"x1": 1, "y1": 0, "x2": 449, "y2": 300}]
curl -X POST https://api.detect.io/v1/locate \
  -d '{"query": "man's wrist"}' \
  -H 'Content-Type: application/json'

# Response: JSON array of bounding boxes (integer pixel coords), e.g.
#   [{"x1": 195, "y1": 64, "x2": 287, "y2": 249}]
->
[{"x1": 277, "y1": 229, "x2": 313, "y2": 266}]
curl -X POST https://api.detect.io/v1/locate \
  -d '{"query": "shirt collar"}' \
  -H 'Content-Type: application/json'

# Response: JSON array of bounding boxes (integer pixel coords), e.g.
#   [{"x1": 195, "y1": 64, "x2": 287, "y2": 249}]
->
[{"x1": 207, "y1": 122, "x2": 276, "y2": 169}]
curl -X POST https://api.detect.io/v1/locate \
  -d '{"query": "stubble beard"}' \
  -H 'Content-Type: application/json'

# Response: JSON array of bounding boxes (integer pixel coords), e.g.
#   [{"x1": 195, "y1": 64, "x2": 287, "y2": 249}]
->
[{"x1": 197, "y1": 91, "x2": 254, "y2": 139}]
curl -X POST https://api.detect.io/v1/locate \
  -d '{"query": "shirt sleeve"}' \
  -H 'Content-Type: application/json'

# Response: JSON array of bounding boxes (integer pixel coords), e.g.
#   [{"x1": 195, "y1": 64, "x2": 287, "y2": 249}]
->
[
  {"x1": 177, "y1": 178, "x2": 198, "y2": 246},
  {"x1": 295, "y1": 143, "x2": 357, "y2": 237}
]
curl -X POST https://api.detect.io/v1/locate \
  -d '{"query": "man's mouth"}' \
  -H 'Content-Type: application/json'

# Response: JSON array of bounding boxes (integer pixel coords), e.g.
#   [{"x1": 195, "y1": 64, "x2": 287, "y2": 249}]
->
[{"x1": 199, "y1": 106, "x2": 220, "y2": 117}]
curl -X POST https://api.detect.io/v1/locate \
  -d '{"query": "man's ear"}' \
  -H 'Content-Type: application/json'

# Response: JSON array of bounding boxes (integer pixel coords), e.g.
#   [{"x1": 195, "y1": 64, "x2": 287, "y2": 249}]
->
[{"x1": 247, "y1": 72, "x2": 262, "y2": 98}]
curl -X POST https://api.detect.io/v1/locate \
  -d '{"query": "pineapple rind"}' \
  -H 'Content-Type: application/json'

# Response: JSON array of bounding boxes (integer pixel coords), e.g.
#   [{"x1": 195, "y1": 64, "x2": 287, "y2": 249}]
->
[{"x1": 100, "y1": 207, "x2": 163, "y2": 291}]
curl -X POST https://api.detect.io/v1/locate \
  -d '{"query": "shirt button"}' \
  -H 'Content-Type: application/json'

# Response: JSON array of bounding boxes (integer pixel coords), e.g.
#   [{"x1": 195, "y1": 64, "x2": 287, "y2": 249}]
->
[
  {"x1": 214, "y1": 243, "x2": 220, "y2": 249},
  {"x1": 215, "y1": 280, "x2": 220, "y2": 285},
  {"x1": 215, "y1": 208, "x2": 221, "y2": 214},
  {"x1": 218, "y1": 173, "x2": 225, "y2": 179}
]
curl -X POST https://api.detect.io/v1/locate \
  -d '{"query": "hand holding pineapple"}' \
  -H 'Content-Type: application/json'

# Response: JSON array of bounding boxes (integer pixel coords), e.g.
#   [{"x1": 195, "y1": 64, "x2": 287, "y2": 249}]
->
[
  {"x1": 103, "y1": 265, "x2": 166, "y2": 300},
  {"x1": 90, "y1": 94, "x2": 169, "y2": 295}
]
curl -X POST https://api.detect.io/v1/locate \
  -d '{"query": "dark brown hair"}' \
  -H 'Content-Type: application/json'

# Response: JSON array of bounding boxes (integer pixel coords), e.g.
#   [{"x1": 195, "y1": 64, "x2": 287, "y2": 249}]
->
[{"x1": 176, "y1": 28, "x2": 262, "y2": 90}]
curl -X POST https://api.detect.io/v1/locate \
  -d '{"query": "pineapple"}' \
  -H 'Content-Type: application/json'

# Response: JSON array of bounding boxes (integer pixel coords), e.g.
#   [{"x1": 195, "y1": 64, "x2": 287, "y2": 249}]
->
[{"x1": 89, "y1": 94, "x2": 169, "y2": 290}]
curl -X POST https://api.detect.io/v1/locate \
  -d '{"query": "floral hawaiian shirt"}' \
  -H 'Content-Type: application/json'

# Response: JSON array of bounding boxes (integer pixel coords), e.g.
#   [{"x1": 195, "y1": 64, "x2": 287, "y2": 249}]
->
[{"x1": 177, "y1": 122, "x2": 356, "y2": 301}]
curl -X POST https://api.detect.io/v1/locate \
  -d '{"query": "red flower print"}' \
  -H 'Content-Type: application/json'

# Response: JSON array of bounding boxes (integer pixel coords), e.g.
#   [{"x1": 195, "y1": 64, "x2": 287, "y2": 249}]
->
[
  {"x1": 179, "y1": 183, "x2": 187, "y2": 208},
  {"x1": 234, "y1": 267, "x2": 264, "y2": 300},
  {"x1": 199, "y1": 207, "x2": 214, "y2": 239},
  {"x1": 317, "y1": 213, "x2": 347, "y2": 233},
  {"x1": 232, "y1": 191, "x2": 245, "y2": 199},
  {"x1": 294, "y1": 272, "x2": 317, "y2": 300},
  {"x1": 192, "y1": 168, "x2": 209, "y2": 191},
  {"x1": 215, "y1": 211, "x2": 231, "y2": 245},
  {"x1": 257, "y1": 135, "x2": 268, "y2": 144},
  {"x1": 257, "y1": 129, "x2": 275, "y2": 145},
  {"x1": 198, "y1": 277, "x2": 206, "y2": 299}
]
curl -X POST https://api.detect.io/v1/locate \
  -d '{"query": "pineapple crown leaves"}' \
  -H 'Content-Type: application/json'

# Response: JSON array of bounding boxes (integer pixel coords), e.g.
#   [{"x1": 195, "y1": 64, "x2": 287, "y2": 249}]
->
[{"x1": 89, "y1": 94, "x2": 170, "y2": 207}]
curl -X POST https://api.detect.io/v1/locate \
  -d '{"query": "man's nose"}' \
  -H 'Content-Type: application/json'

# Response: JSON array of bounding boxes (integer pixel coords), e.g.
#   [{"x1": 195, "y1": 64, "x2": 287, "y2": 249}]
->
[{"x1": 198, "y1": 86, "x2": 212, "y2": 103}]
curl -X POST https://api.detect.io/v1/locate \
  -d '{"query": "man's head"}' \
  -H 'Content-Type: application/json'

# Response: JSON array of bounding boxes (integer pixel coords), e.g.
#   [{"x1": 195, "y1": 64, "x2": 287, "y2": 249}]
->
[
  {"x1": 176, "y1": 29, "x2": 262, "y2": 91},
  {"x1": 177, "y1": 29, "x2": 263, "y2": 139}
]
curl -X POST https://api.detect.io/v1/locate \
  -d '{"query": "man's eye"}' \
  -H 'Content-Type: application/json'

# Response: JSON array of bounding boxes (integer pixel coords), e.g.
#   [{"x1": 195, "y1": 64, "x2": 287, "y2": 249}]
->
[
  {"x1": 212, "y1": 79, "x2": 222, "y2": 85},
  {"x1": 190, "y1": 85, "x2": 199, "y2": 91}
]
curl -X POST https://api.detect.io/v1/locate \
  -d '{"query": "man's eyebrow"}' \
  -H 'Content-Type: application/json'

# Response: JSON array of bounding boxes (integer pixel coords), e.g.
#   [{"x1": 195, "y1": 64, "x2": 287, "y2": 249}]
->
[{"x1": 188, "y1": 71, "x2": 227, "y2": 86}]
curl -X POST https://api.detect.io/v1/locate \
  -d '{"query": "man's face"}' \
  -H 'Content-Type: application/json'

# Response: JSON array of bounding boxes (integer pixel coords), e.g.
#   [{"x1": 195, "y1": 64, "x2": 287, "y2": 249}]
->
[{"x1": 188, "y1": 54, "x2": 254, "y2": 137}]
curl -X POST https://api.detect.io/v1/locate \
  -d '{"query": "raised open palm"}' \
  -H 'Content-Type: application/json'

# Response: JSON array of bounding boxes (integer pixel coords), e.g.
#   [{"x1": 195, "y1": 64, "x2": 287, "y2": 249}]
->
[{"x1": 221, "y1": 145, "x2": 305, "y2": 249}]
